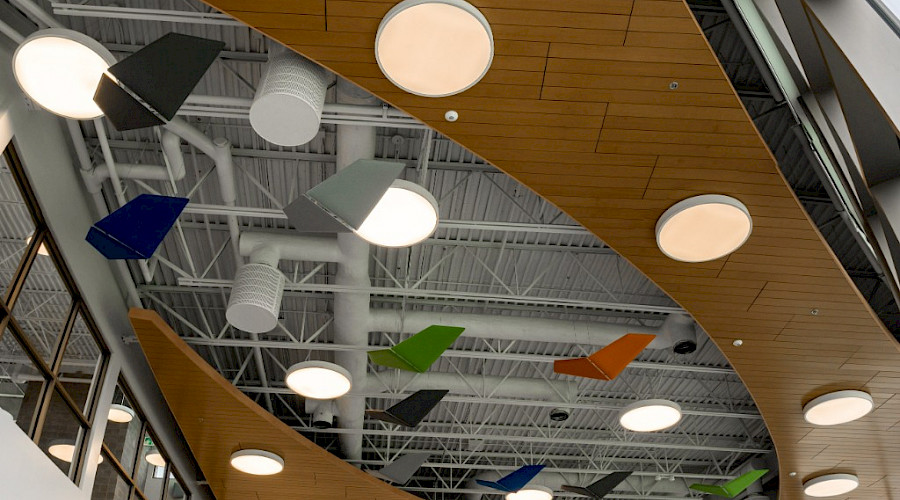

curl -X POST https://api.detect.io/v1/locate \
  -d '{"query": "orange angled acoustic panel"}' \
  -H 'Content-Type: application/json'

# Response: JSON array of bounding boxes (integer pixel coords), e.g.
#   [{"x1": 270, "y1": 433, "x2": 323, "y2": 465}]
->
[{"x1": 554, "y1": 334, "x2": 655, "y2": 381}]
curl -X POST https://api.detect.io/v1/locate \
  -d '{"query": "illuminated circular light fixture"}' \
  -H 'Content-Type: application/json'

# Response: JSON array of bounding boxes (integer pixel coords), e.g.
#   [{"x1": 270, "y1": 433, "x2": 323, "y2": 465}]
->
[
  {"x1": 355, "y1": 179, "x2": 439, "y2": 247},
  {"x1": 505, "y1": 486, "x2": 553, "y2": 500},
  {"x1": 803, "y1": 473, "x2": 859, "y2": 497},
  {"x1": 145, "y1": 451, "x2": 166, "y2": 467},
  {"x1": 376, "y1": 0, "x2": 493, "y2": 97},
  {"x1": 619, "y1": 399, "x2": 682, "y2": 432},
  {"x1": 285, "y1": 361, "x2": 352, "y2": 400},
  {"x1": 12, "y1": 28, "x2": 116, "y2": 120},
  {"x1": 24, "y1": 234, "x2": 50, "y2": 256},
  {"x1": 230, "y1": 449, "x2": 285, "y2": 475},
  {"x1": 803, "y1": 390, "x2": 874, "y2": 426},
  {"x1": 656, "y1": 194, "x2": 752, "y2": 263},
  {"x1": 48, "y1": 441, "x2": 103, "y2": 464},
  {"x1": 108, "y1": 403, "x2": 135, "y2": 423}
]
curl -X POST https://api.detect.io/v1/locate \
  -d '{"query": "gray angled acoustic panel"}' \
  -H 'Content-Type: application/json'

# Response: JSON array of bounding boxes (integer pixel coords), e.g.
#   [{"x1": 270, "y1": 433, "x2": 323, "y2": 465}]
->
[
  {"x1": 368, "y1": 453, "x2": 430, "y2": 484},
  {"x1": 303, "y1": 159, "x2": 406, "y2": 229},
  {"x1": 283, "y1": 195, "x2": 351, "y2": 233}
]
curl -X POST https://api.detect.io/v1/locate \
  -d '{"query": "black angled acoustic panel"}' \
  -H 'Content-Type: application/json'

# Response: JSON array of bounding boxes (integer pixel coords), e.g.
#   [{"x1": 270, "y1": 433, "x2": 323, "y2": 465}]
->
[
  {"x1": 93, "y1": 75, "x2": 164, "y2": 131},
  {"x1": 365, "y1": 389, "x2": 448, "y2": 427},
  {"x1": 561, "y1": 471, "x2": 633, "y2": 499},
  {"x1": 94, "y1": 33, "x2": 223, "y2": 131}
]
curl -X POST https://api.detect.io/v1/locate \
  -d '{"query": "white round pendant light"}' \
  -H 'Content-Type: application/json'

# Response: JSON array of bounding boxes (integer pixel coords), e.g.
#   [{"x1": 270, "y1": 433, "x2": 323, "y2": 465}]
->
[
  {"x1": 355, "y1": 179, "x2": 439, "y2": 247},
  {"x1": 376, "y1": 0, "x2": 493, "y2": 97},
  {"x1": 230, "y1": 449, "x2": 285, "y2": 475},
  {"x1": 803, "y1": 390, "x2": 874, "y2": 426},
  {"x1": 47, "y1": 441, "x2": 103, "y2": 464},
  {"x1": 285, "y1": 361, "x2": 352, "y2": 400},
  {"x1": 12, "y1": 28, "x2": 116, "y2": 120},
  {"x1": 108, "y1": 403, "x2": 136, "y2": 423},
  {"x1": 145, "y1": 451, "x2": 166, "y2": 467},
  {"x1": 619, "y1": 399, "x2": 682, "y2": 432},
  {"x1": 803, "y1": 473, "x2": 859, "y2": 497},
  {"x1": 656, "y1": 194, "x2": 752, "y2": 263},
  {"x1": 506, "y1": 486, "x2": 553, "y2": 500}
]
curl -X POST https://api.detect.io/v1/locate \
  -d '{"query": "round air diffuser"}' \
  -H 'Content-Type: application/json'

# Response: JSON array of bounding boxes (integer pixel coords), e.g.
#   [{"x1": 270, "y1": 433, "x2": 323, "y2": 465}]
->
[
  {"x1": 250, "y1": 46, "x2": 328, "y2": 146},
  {"x1": 226, "y1": 263, "x2": 286, "y2": 333}
]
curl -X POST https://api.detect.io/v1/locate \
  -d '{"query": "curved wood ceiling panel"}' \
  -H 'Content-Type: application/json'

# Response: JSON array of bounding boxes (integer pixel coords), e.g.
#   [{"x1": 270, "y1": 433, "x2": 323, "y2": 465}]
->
[{"x1": 185, "y1": 1, "x2": 900, "y2": 498}]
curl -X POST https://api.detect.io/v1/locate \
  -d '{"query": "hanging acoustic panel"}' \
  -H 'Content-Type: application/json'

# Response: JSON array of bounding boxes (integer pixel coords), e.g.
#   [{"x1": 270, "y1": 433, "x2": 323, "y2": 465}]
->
[
  {"x1": 689, "y1": 469, "x2": 768, "y2": 498},
  {"x1": 368, "y1": 325, "x2": 465, "y2": 372},
  {"x1": 368, "y1": 453, "x2": 430, "y2": 484},
  {"x1": 366, "y1": 390, "x2": 448, "y2": 427},
  {"x1": 476, "y1": 464, "x2": 545, "y2": 492},
  {"x1": 86, "y1": 194, "x2": 188, "y2": 259},
  {"x1": 562, "y1": 471, "x2": 633, "y2": 499},
  {"x1": 554, "y1": 333, "x2": 655, "y2": 381}
]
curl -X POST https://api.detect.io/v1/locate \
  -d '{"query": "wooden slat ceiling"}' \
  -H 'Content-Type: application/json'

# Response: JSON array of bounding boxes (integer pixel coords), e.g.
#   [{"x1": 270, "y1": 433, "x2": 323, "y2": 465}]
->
[{"x1": 162, "y1": 0, "x2": 900, "y2": 498}]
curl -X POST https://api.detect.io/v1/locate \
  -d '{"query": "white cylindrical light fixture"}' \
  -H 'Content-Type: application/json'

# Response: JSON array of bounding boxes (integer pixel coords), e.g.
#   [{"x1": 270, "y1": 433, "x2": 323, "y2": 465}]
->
[
  {"x1": 230, "y1": 449, "x2": 285, "y2": 475},
  {"x1": 505, "y1": 485, "x2": 553, "y2": 500},
  {"x1": 803, "y1": 473, "x2": 859, "y2": 497},
  {"x1": 108, "y1": 403, "x2": 136, "y2": 423},
  {"x1": 803, "y1": 390, "x2": 874, "y2": 426},
  {"x1": 376, "y1": 0, "x2": 493, "y2": 97},
  {"x1": 355, "y1": 179, "x2": 439, "y2": 247},
  {"x1": 226, "y1": 263, "x2": 286, "y2": 333},
  {"x1": 12, "y1": 28, "x2": 116, "y2": 119},
  {"x1": 619, "y1": 399, "x2": 682, "y2": 432},
  {"x1": 250, "y1": 46, "x2": 329, "y2": 146},
  {"x1": 285, "y1": 361, "x2": 352, "y2": 400},
  {"x1": 656, "y1": 194, "x2": 752, "y2": 262}
]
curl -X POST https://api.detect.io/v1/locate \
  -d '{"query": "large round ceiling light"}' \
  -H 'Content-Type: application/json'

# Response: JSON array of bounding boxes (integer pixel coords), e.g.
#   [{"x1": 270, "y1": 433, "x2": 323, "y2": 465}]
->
[
  {"x1": 108, "y1": 403, "x2": 136, "y2": 423},
  {"x1": 619, "y1": 399, "x2": 682, "y2": 432},
  {"x1": 376, "y1": 0, "x2": 493, "y2": 97},
  {"x1": 803, "y1": 473, "x2": 859, "y2": 497},
  {"x1": 230, "y1": 449, "x2": 285, "y2": 475},
  {"x1": 285, "y1": 361, "x2": 352, "y2": 400},
  {"x1": 355, "y1": 180, "x2": 439, "y2": 247},
  {"x1": 656, "y1": 194, "x2": 752, "y2": 263},
  {"x1": 506, "y1": 486, "x2": 553, "y2": 500},
  {"x1": 803, "y1": 390, "x2": 873, "y2": 426},
  {"x1": 12, "y1": 28, "x2": 116, "y2": 120}
]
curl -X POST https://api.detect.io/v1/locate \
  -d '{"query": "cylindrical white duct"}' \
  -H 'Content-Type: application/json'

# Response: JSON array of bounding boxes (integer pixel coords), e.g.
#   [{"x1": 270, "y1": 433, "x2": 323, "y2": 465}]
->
[
  {"x1": 250, "y1": 45, "x2": 329, "y2": 146},
  {"x1": 239, "y1": 232, "x2": 343, "y2": 266},
  {"x1": 368, "y1": 309, "x2": 693, "y2": 350},
  {"x1": 226, "y1": 263, "x2": 286, "y2": 333},
  {"x1": 366, "y1": 372, "x2": 577, "y2": 402}
]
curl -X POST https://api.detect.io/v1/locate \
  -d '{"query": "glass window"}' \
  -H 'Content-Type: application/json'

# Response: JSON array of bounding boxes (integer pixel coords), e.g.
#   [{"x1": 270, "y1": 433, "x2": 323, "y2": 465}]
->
[
  {"x1": 59, "y1": 311, "x2": 103, "y2": 415},
  {"x1": 37, "y1": 388, "x2": 88, "y2": 478},
  {"x1": 104, "y1": 386, "x2": 142, "y2": 476},
  {"x1": 0, "y1": 156, "x2": 37, "y2": 299},
  {"x1": 135, "y1": 431, "x2": 167, "y2": 500},
  {"x1": 164, "y1": 473, "x2": 187, "y2": 500},
  {"x1": 0, "y1": 327, "x2": 44, "y2": 434},
  {"x1": 92, "y1": 451, "x2": 132, "y2": 500},
  {"x1": 10, "y1": 257, "x2": 73, "y2": 362}
]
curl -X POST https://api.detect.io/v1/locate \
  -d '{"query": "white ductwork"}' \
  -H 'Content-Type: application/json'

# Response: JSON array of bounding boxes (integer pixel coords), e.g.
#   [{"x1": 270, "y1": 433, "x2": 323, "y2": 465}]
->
[
  {"x1": 81, "y1": 129, "x2": 186, "y2": 193},
  {"x1": 367, "y1": 372, "x2": 577, "y2": 402},
  {"x1": 239, "y1": 232, "x2": 343, "y2": 266},
  {"x1": 369, "y1": 309, "x2": 695, "y2": 351},
  {"x1": 465, "y1": 470, "x2": 690, "y2": 500}
]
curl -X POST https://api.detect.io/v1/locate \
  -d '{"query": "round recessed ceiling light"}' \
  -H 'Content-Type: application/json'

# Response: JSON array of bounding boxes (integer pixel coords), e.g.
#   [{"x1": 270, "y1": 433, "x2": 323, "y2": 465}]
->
[
  {"x1": 803, "y1": 390, "x2": 874, "y2": 426},
  {"x1": 355, "y1": 179, "x2": 439, "y2": 247},
  {"x1": 620, "y1": 399, "x2": 682, "y2": 432},
  {"x1": 803, "y1": 473, "x2": 859, "y2": 497},
  {"x1": 505, "y1": 485, "x2": 553, "y2": 500},
  {"x1": 145, "y1": 451, "x2": 166, "y2": 467},
  {"x1": 285, "y1": 361, "x2": 352, "y2": 400},
  {"x1": 376, "y1": 0, "x2": 493, "y2": 97},
  {"x1": 13, "y1": 28, "x2": 116, "y2": 120},
  {"x1": 48, "y1": 441, "x2": 103, "y2": 464},
  {"x1": 108, "y1": 403, "x2": 135, "y2": 423},
  {"x1": 230, "y1": 449, "x2": 285, "y2": 475},
  {"x1": 656, "y1": 194, "x2": 752, "y2": 263}
]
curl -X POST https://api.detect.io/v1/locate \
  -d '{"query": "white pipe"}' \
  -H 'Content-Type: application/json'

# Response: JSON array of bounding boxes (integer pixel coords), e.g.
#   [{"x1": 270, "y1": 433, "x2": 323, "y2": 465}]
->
[
  {"x1": 0, "y1": 19, "x2": 25, "y2": 44},
  {"x1": 239, "y1": 232, "x2": 342, "y2": 266},
  {"x1": 466, "y1": 471, "x2": 691, "y2": 500},
  {"x1": 367, "y1": 372, "x2": 577, "y2": 401}
]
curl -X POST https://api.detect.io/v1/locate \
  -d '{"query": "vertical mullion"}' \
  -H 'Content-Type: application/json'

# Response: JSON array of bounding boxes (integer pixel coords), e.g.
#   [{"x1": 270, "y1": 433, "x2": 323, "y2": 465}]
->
[{"x1": 3, "y1": 227, "x2": 41, "y2": 309}]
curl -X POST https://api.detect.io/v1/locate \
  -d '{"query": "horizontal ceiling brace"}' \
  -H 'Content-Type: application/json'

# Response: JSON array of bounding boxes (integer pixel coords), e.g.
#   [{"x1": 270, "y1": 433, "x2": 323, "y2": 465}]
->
[
  {"x1": 295, "y1": 426, "x2": 771, "y2": 454},
  {"x1": 182, "y1": 337, "x2": 733, "y2": 375},
  {"x1": 175, "y1": 277, "x2": 677, "y2": 314},
  {"x1": 52, "y1": 3, "x2": 242, "y2": 25}
]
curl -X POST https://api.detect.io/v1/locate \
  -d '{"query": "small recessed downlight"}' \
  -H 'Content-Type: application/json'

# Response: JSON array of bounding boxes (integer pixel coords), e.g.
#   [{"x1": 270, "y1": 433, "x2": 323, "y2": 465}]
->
[
  {"x1": 803, "y1": 390, "x2": 874, "y2": 426},
  {"x1": 505, "y1": 485, "x2": 553, "y2": 500},
  {"x1": 230, "y1": 449, "x2": 285, "y2": 475},
  {"x1": 803, "y1": 473, "x2": 859, "y2": 497},
  {"x1": 656, "y1": 194, "x2": 752, "y2": 263},
  {"x1": 620, "y1": 399, "x2": 682, "y2": 432},
  {"x1": 285, "y1": 361, "x2": 352, "y2": 400}
]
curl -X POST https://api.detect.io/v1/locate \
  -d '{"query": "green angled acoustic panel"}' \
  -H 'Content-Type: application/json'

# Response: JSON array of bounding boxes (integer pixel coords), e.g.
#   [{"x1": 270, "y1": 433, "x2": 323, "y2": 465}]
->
[
  {"x1": 368, "y1": 325, "x2": 465, "y2": 372},
  {"x1": 689, "y1": 469, "x2": 768, "y2": 498}
]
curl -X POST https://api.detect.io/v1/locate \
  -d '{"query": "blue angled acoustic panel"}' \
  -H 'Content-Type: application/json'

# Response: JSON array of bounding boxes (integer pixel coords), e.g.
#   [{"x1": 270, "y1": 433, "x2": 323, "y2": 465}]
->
[
  {"x1": 86, "y1": 194, "x2": 188, "y2": 260},
  {"x1": 476, "y1": 464, "x2": 545, "y2": 492}
]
